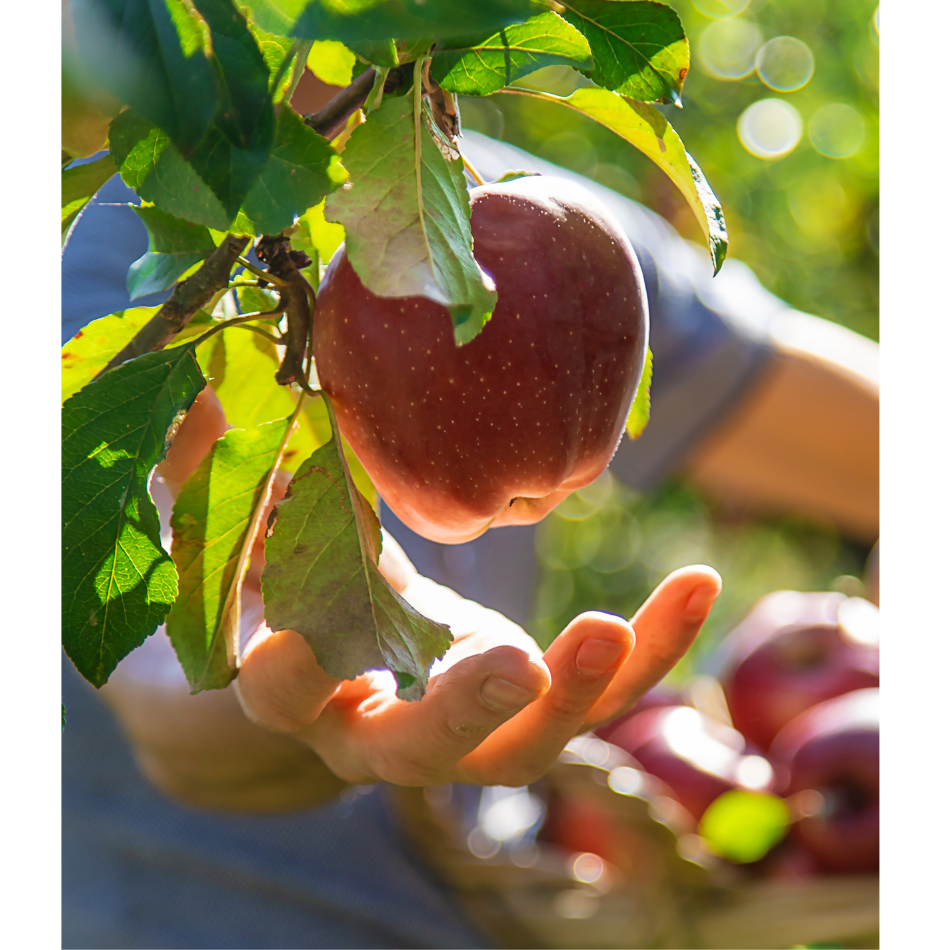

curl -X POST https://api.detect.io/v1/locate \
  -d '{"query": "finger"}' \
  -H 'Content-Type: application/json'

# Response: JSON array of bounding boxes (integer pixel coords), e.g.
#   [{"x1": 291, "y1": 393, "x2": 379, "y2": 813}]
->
[
  {"x1": 582, "y1": 564, "x2": 722, "y2": 728},
  {"x1": 402, "y1": 574, "x2": 544, "y2": 671},
  {"x1": 454, "y1": 612, "x2": 634, "y2": 786},
  {"x1": 234, "y1": 626, "x2": 340, "y2": 733},
  {"x1": 379, "y1": 530, "x2": 418, "y2": 594},
  {"x1": 308, "y1": 645, "x2": 551, "y2": 786}
]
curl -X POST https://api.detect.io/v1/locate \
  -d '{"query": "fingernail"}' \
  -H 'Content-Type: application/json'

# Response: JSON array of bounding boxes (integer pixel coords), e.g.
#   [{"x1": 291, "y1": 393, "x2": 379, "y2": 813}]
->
[
  {"x1": 685, "y1": 584, "x2": 719, "y2": 621},
  {"x1": 480, "y1": 676, "x2": 540, "y2": 712},
  {"x1": 576, "y1": 638, "x2": 627, "y2": 676}
]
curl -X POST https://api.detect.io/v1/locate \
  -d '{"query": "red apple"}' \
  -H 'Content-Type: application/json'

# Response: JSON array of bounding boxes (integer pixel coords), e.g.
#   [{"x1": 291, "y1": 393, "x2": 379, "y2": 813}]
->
[
  {"x1": 770, "y1": 688, "x2": 879, "y2": 874},
  {"x1": 606, "y1": 705, "x2": 777, "y2": 820},
  {"x1": 314, "y1": 175, "x2": 649, "y2": 544},
  {"x1": 594, "y1": 684, "x2": 684, "y2": 745},
  {"x1": 720, "y1": 591, "x2": 879, "y2": 751}
]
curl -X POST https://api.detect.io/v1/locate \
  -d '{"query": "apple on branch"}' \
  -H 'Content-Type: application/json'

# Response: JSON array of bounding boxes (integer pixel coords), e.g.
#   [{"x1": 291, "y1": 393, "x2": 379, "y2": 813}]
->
[{"x1": 314, "y1": 175, "x2": 649, "y2": 544}]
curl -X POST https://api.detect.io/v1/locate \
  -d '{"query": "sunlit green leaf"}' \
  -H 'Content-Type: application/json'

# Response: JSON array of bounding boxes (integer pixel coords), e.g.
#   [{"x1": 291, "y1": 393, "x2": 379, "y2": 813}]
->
[
  {"x1": 626, "y1": 346, "x2": 652, "y2": 440},
  {"x1": 127, "y1": 206, "x2": 216, "y2": 300},
  {"x1": 168, "y1": 419, "x2": 291, "y2": 691},
  {"x1": 233, "y1": 0, "x2": 306, "y2": 36},
  {"x1": 62, "y1": 345, "x2": 206, "y2": 687},
  {"x1": 262, "y1": 435, "x2": 452, "y2": 699},
  {"x1": 326, "y1": 91, "x2": 496, "y2": 345},
  {"x1": 111, "y1": 105, "x2": 345, "y2": 233},
  {"x1": 249, "y1": 20, "x2": 299, "y2": 101},
  {"x1": 233, "y1": 104, "x2": 348, "y2": 235},
  {"x1": 62, "y1": 309, "x2": 220, "y2": 405},
  {"x1": 62, "y1": 153, "x2": 117, "y2": 240},
  {"x1": 308, "y1": 39, "x2": 356, "y2": 86},
  {"x1": 110, "y1": 111, "x2": 232, "y2": 229},
  {"x1": 699, "y1": 790, "x2": 791, "y2": 864},
  {"x1": 292, "y1": 0, "x2": 539, "y2": 43},
  {"x1": 299, "y1": 200, "x2": 345, "y2": 263},
  {"x1": 186, "y1": 0, "x2": 277, "y2": 217},
  {"x1": 558, "y1": 0, "x2": 688, "y2": 105},
  {"x1": 553, "y1": 86, "x2": 727, "y2": 271},
  {"x1": 431, "y1": 12, "x2": 592, "y2": 96},
  {"x1": 71, "y1": 0, "x2": 217, "y2": 153},
  {"x1": 352, "y1": 38, "x2": 399, "y2": 67}
]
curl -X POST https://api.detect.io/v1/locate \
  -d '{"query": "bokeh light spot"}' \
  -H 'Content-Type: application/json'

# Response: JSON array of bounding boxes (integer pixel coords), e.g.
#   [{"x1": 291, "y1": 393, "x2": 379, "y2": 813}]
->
[
  {"x1": 698, "y1": 19, "x2": 763, "y2": 80},
  {"x1": 737, "y1": 98, "x2": 803, "y2": 159},
  {"x1": 756, "y1": 36, "x2": 815, "y2": 92},
  {"x1": 692, "y1": 0, "x2": 751, "y2": 18},
  {"x1": 809, "y1": 103, "x2": 866, "y2": 158}
]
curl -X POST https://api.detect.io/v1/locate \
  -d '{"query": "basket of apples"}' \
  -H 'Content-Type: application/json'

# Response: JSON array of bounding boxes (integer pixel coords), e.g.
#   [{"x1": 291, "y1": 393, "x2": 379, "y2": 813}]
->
[
  {"x1": 536, "y1": 587, "x2": 880, "y2": 949},
  {"x1": 392, "y1": 586, "x2": 880, "y2": 949}
]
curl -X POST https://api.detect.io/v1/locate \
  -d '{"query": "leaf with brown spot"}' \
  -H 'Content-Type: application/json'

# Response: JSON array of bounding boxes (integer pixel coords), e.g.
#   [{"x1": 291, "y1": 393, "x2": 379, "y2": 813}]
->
[{"x1": 261, "y1": 433, "x2": 452, "y2": 699}]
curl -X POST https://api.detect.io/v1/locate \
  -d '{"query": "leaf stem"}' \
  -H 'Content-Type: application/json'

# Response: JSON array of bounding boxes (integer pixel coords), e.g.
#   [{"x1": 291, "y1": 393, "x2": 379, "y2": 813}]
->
[
  {"x1": 412, "y1": 59, "x2": 438, "y2": 284},
  {"x1": 459, "y1": 151, "x2": 486, "y2": 186},
  {"x1": 227, "y1": 323, "x2": 285, "y2": 345},
  {"x1": 188, "y1": 310, "x2": 286, "y2": 348},
  {"x1": 364, "y1": 66, "x2": 388, "y2": 114},
  {"x1": 219, "y1": 389, "x2": 308, "y2": 668},
  {"x1": 236, "y1": 256, "x2": 289, "y2": 288}
]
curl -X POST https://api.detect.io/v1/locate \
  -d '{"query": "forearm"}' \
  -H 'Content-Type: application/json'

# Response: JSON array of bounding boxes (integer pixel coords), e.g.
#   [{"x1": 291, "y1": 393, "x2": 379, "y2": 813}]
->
[
  {"x1": 101, "y1": 666, "x2": 348, "y2": 813},
  {"x1": 682, "y1": 316, "x2": 879, "y2": 542}
]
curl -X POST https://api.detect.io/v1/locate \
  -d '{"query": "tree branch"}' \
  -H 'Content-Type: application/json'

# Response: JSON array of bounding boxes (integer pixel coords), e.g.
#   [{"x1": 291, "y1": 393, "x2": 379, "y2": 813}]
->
[
  {"x1": 304, "y1": 67, "x2": 376, "y2": 138},
  {"x1": 96, "y1": 233, "x2": 250, "y2": 377}
]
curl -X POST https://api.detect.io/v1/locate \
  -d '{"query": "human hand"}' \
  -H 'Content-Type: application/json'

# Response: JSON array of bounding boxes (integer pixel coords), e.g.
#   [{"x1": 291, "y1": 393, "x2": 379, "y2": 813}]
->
[
  {"x1": 235, "y1": 537, "x2": 721, "y2": 788},
  {"x1": 157, "y1": 386, "x2": 722, "y2": 789}
]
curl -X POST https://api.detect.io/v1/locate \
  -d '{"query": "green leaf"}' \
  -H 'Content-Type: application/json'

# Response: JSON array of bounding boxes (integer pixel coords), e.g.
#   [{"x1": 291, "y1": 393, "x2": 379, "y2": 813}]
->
[
  {"x1": 233, "y1": 0, "x2": 306, "y2": 36},
  {"x1": 292, "y1": 0, "x2": 539, "y2": 43},
  {"x1": 101, "y1": 0, "x2": 281, "y2": 225},
  {"x1": 249, "y1": 25, "x2": 299, "y2": 103},
  {"x1": 62, "y1": 309, "x2": 219, "y2": 405},
  {"x1": 262, "y1": 435, "x2": 452, "y2": 699},
  {"x1": 431, "y1": 12, "x2": 592, "y2": 97},
  {"x1": 625, "y1": 346, "x2": 652, "y2": 440},
  {"x1": 554, "y1": 87, "x2": 726, "y2": 272},
  {"x1": 185, "y1": 0, "x2": 277, "y2": 218},
  {"x1": 326, "y1": 90, "x2": 496, "y2": 345},
  {"x1": 351, "y1": 38, "x2": 399, "y2": 67},
  {"x1": 62, "y1": 309, "x2": 155, "y2": 403},
  {"x1": 168, "y1": 418, "x2": 291, "y2": 690},
  {"x1": 298, "y1": 200, "x2": 345, "y2": 263},
  {"x1": 558, "y1": 1, "x2": 689, "y2": 105},
  {"x1": 62, "y1": 702, "x2": 67, "y2": 732},
  {"x1": 110, "y1": 111, "x2": 232, "y2": 229},
  {"x1": 62, "y1": 153, "x2": 117, "y2": 240},
  {"x1": 699, "y1": 790, "x2": 791, "y2": 864},
  {"x1": 127, "y1": 206, "x2": 216, "y2": 300},
  {"x1": 71, "y1": 0, "x2": 217, "y2": 152},
  {"x1": 111, "y1": 105, "x2": 345, "y2": 233},
  {"x1": 62, "y1": 345, "x2": 206, "y2": 687},
  {"x1": 308, "y1": 39, "x2": 356, "y2": 86},
  {"x1": 195, "y1": 324, "x2": 329, "y2": 469},
  {"x1": 233, "y1": 104, "x2": 348, "y2": 235},
  {"x1": 492, "y1": 169, "x2": 541, "y2": 183},
  {"x1": 236, "y1": 285, "x2": 281, "y2": 314}
]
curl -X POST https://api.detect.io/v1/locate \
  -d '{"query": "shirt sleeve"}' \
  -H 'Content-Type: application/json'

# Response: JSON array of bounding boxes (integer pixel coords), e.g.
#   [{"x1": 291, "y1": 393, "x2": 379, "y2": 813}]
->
[{"x1": 61, "y1": 156, "x2": 171, "y2": 344}]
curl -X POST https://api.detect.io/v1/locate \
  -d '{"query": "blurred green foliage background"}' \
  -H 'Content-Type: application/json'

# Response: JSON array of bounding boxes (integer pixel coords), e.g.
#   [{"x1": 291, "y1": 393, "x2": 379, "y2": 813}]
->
[{"x1": 458, "y1": 0, "x2": 879, "y2": 670}]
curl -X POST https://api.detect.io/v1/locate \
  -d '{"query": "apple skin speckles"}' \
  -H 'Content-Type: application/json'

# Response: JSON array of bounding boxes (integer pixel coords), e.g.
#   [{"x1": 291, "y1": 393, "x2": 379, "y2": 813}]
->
[{"x1": 314, "y1": 175, "x2": 649, "y2": 545}]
